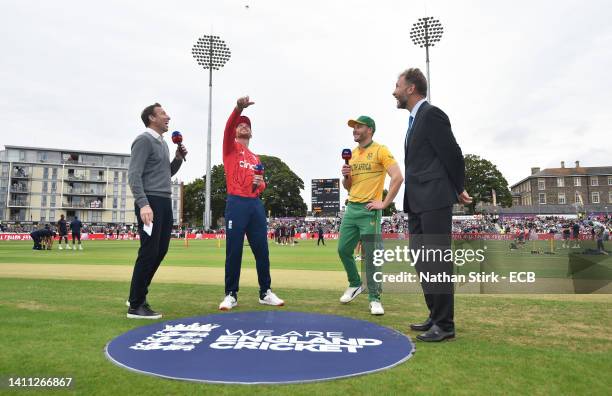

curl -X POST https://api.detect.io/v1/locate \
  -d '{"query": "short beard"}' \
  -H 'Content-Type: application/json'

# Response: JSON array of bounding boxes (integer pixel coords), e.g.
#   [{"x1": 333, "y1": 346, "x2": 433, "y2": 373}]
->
[{"x1": 396, "y1": 97, "x2": 408, "y2": 109}]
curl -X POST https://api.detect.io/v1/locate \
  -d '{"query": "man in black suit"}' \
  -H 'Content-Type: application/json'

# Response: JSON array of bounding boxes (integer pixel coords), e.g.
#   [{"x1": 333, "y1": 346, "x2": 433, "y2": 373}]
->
[{"x1": 393, "y1": 68, "x2": 472, "y2": 342}]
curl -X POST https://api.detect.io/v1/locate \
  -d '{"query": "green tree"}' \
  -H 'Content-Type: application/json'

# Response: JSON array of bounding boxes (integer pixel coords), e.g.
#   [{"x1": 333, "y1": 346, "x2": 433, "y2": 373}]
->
[
  {"x1": 183, "y1": 178, "x2": 205, "y2": 226},
  {"x1": 382, "y1": 189, "x2": 398, "y2": 216},
  {"x1": 183, "y1": 165, "x2": 227, "y2": 228},
  {"x1": 260, "y1": 155, "x2": 307, "y2": 217},
  {"x1": 207, "y1": 164, "x2": 229, "y2": 227},
  {"x1": 183, "y1": 156, "x2": 307, "y2": 227},
  {"x1": 464, "y1": 154, "x2": 512, "y2": 213}
]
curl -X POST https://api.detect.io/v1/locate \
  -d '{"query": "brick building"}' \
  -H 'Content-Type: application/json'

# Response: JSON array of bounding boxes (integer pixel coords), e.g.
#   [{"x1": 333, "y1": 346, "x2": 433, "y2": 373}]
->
[{"x1": 510, "y1": 161, "x2": 612, "y2": 213}]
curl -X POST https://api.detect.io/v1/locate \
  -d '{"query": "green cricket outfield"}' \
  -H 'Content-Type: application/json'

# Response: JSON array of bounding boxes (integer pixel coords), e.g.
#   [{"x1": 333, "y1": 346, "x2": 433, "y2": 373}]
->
[{"x1": 0, "y1": 239, "x2": 610, "y2": 395}]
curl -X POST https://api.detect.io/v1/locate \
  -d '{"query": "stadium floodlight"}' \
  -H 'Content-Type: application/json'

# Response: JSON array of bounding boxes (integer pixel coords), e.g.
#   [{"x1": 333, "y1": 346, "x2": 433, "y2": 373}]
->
[
  {"x1": 409, "y1": 17, "x2": 443, "y2": 103},
  {"x1": 192, "y1": 35, "x2": 231, "y2": 230}
]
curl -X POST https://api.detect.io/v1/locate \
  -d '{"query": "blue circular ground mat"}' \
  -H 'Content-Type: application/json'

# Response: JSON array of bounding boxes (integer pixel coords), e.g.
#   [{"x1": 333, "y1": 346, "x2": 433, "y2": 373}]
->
[{"x1": 105, "y1": 311, "x2": 415, "y2": 384}]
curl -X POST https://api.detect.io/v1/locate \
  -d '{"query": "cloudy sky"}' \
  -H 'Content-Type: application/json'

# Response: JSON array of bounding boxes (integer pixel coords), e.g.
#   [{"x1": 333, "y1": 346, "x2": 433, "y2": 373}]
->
[{"x1": 2, "y1": 0, "x2": 611, "y2": 208}]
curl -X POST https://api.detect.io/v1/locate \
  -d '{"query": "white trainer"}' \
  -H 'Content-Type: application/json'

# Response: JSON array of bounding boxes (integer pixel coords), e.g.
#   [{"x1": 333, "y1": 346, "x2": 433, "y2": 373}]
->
[
  {"x1": 219, "y1": 295, "x2": 237, "y2": 311},
  {"x1": 369, "y1": 301, "x2": 385, "y2": 315},
  {"x1": 58, "y1": 245, "x2": 63, "y2": 250},
  {"x1": 340, "y1": 285, "x2": 363, "y2": 303},
  {"x1": 125, "y1": 300, "x2": 130, "y2": 307},
  {"x1": 259, "y1": 289, "x2": 284, "y2": 306},
  {"x1": 66, "y1": 245, "x2": 71, "y2": 250},
  {"x1": 79, "y1": 245, "x2": 83, "y2": 250}
]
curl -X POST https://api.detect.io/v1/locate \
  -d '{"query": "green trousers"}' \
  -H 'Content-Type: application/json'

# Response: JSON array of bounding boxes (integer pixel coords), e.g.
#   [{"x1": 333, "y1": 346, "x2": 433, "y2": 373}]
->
[{"x1": 337, "y1": 202, "x2": 382, "y2": 301}]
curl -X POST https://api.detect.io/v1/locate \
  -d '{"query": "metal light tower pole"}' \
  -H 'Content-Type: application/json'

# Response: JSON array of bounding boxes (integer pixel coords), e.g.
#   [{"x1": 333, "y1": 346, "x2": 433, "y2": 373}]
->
[
  {"x1": 409, "y1": 17, "x2": 443, "y2": 103},
  {"x1": 192, "y1": 35, "x2": 231, "y2": 230}
]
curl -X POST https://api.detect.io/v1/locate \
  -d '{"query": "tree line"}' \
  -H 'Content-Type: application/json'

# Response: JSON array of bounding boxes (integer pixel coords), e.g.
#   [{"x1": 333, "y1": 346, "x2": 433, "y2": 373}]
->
[{"x1": 182, "y1": 153, "x2": 512, "y2": 227}]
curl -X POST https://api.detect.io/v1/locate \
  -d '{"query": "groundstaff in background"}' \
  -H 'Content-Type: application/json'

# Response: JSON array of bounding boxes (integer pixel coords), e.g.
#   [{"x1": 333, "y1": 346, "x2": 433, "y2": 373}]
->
[{"x1": 30, "y1": 226, "x2": 55, "y2": 250}]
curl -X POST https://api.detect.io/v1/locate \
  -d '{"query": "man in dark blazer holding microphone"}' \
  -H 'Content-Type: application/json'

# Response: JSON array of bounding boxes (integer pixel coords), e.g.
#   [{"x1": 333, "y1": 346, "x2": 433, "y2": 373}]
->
[{"x1": 393, "y1": 68, "x2": 472, "y2": 342}]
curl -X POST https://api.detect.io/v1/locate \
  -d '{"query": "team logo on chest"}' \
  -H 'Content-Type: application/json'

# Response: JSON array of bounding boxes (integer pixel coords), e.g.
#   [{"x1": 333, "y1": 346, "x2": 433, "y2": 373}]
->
[{"x1": 239, "y1": 160, "x2": 257, "y2": 170}]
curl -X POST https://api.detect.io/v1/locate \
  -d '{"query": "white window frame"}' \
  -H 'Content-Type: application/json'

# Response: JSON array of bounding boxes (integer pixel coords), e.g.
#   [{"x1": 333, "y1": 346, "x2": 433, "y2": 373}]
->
[
  {"x1": 608, "y1": 176, "x2": 612, "y2": 186},
  {"x1": 539, "y1": 193, "x2": 546, "y2": 204},
  {"x1": 590, "y1": 177, "x2": 599, "y2": 186},
  {"x1": 556, "y1": 177, "x2": 564, "y2": 187},
  {"x1": 538, "y1": 178, "x2": 546, "y2": 190},
  {"x1": 575, "y1": 191, "x2": 581, "y2": 204},
  {"x1": 591, "y1": 192, "x2": 600, "y2": 204},
  {"x1": 574, "y1": 177, "x2": 581, "y2": 186},
  {"x1": 558, "y1": 193, "x2": 566, "y2": 204}
]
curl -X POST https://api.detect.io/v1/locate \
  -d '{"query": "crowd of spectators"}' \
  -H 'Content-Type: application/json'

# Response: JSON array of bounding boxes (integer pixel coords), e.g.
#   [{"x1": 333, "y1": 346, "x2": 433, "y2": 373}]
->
[{"x1": 2, "y1": 214, "x2": 610, "y2": 242}]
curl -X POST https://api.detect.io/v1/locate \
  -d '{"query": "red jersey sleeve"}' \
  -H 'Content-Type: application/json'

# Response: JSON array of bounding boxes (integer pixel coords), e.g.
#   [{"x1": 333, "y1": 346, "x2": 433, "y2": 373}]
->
[{"x1": 223, "y1": 107, "x2": 242, "y2": 157}]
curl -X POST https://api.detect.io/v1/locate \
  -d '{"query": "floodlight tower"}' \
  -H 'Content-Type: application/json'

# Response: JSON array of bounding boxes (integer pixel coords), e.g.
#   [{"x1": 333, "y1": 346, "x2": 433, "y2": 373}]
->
[
  {"x1": 409, "y1": 17, "x2": 443, "y2": 103},
  {"x1": 192, "y1": 35, "x2": 231, "y2": 230}
]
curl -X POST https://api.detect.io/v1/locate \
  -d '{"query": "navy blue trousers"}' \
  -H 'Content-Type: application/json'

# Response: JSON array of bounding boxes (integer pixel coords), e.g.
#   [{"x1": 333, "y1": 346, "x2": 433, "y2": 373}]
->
[{"x1": 224, "y1": 195, "x2": 271, "y2": 298}]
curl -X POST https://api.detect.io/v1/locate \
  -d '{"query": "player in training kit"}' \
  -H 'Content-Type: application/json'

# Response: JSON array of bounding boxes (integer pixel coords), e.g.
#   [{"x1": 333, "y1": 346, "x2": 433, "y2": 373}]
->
[
  {"x1": 57, "y1": 214, "x2": 69, "y2": 250},
  {"x1": 218, "y1": 96, "x2": 284, "y2": 311},
  {"x1": 338, "y1": 115, "x2": 403, "y2": 315},
  {"x1": 70, "y1": 216, "x2": 83, "y2": 250}
]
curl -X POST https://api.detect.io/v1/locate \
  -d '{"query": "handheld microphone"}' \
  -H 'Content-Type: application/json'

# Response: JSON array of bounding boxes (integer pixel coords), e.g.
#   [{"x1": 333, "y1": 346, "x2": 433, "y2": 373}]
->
[
  {"x1": 252, "y1": 164, "x2": 264, "y2": 192},
  {"x1": 341, "y1": 149, "x2": 352, "y2": 179},
  {"x1": 171, "y1": 131, "x2": 186, "y2": 162}
]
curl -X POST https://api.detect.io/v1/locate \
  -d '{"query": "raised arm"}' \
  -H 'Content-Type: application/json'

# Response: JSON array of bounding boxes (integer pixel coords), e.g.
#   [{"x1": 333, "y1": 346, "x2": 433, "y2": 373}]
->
[
  {"x1": 223, "y1": 96, "x2": 255, "y2": 156},
  {"x1": 223, "y1": 107, "x2": 241, "y2": 156}
]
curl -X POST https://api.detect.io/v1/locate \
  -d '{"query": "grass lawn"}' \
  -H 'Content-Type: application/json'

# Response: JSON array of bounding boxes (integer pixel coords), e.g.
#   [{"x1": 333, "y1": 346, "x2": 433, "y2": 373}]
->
[
  {"x1": 0, "y1": 239, "x2": 611, "y2": 394},
  {"x1": 0, "y1": 278, "x2": 611, "y2": 395},
  {"x1": 0, "y1": 239, "x2": 341, "y2": 271},
  {"x1": 2, "y1": 238, "x2": 611, "y2": 277}
]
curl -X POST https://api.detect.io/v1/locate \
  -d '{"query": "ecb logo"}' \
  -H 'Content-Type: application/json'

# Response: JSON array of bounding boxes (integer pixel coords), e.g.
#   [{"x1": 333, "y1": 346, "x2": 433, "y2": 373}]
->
[{"x1": 106, "y1": 311, "x2": 414, "y2": 384}]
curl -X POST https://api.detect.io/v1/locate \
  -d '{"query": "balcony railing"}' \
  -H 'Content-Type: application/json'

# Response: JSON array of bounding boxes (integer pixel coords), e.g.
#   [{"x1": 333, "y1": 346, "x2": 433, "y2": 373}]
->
[
  {"x1": 8, "y1": 200, "x2": 29, "y2": 207},
  {"x1": 63, "y1": 188, "x2": 106, "y2": 195},
  {"x1": 10, "y1": 187, "x2": 29, "y2": 193},
  {"x1": 62, "y1": 201, "x2": 105, "y2": 209},
  {"x1": 11, "y1": 171, "x2": 30, "y2": 178},
  {"x1": 66, "y1": 175, "x2": 106, "y2": 183}
]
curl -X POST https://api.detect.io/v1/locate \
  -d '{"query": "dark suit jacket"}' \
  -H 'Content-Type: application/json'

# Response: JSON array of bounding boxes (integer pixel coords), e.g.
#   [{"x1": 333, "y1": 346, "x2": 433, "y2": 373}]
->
[{"x1": 403, "y1": 101, "x2": 465, "y2": 214}]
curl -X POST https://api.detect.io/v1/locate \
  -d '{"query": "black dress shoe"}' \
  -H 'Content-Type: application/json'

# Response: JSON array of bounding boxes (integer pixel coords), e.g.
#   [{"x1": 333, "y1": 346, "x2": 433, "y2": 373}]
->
[
  {"x1": 416, "y1": 325, "x2": 455, "y2": 342},
  {"x1": 127, "y1": 304, "x2": 162, "y2": 319},
  {"x1": 410, "y1": 318, "x2": 433, "y2": 332}
]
